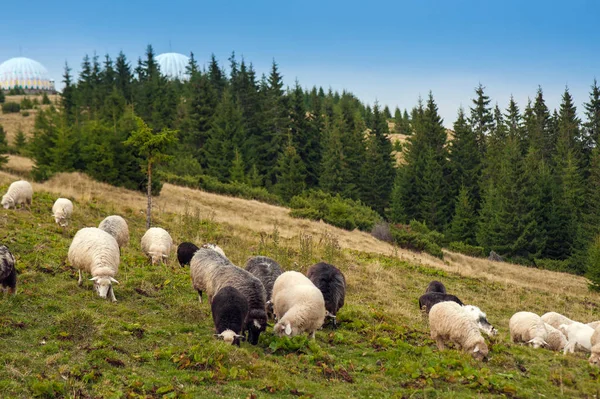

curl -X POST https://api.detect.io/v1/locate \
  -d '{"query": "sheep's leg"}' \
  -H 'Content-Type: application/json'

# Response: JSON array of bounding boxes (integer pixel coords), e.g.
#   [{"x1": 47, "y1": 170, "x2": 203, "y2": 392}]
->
[
  {"x1": 435, "y1": 338, "x2": 446, "y2": 351},
  {"x1": 109, "y1": 286, "x2": 117, "y2": 303},
  {"x1": 197, "y1": 289, "x2": 203, "y2": 303},
  {"x1": 309, "y1": 331, "x2": 316, "y2": 340},
  {"x1": 77, "y1": 270, "x2": 83, "y2": 286}
]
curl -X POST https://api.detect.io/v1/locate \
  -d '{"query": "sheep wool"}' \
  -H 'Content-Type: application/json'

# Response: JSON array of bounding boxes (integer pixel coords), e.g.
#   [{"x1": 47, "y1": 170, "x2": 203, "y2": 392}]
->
[
  {"x1": 211, "y1": 286, "x2": 249, "y2": 346},
  {"x1": 589, "y1": 326, "x2": 600, "y2": 366},
  {"x1": 509, "y1": 312, "x2": 548, "y2": 348},
  {"x1": 1, "y1": 180, "x2": 33, "y2": 210},
  {"x1": 52, "y1": 198, "x2": 73, "y2": 227},
  {"x1": 419, "y1": 292, "x2": 464, "y2": 314},
  {"x1": 543, "y1": 323, "x2": 568, "y2": 352},
  {"x1": 561, "y1": 322, "x2": 595, "y2": 354},
  {"x1": 141, "y1": 227, "x2": 173, "y2": 265},
  {"x1": 272, "y1": 271, "x2": 326, "y2": 339},
  {"x1": 68, "y1": 228, "x2": 120, "y2": 302},
  {"x1": 541, "y1": 312, "x2": 575, "y2": 330},
  {"x1": 0, "y1": 245, "x2": 17, "y2": 295},
  {"x1": 425, "y1": 280, "x2": 447, "y2": 294},
  {"x1": 306, "y1": 262, "x2": 346, "y2": 327},
  {"x1": 429, "y1": 301, "x2": 488, "y2": 361},
  {"x1": 177, "y1": 242, "x2": 199, "y2": 267},
  {"x1": 98, "y1": 215, "x2": 130, "y2": 248}
]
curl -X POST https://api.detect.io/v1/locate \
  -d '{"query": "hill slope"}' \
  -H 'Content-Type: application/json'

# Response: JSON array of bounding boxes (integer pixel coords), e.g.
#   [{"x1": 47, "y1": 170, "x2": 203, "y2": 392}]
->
[{"x1": 0, "y1": 169, "x2": 599, "y2": 398}]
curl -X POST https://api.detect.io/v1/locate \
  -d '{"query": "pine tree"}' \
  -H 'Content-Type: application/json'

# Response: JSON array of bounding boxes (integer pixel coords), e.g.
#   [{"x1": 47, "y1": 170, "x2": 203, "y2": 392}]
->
[
  {"x1": 14, "y1": 129, "x2": 27, "y2": 154},
  {"x1": 583, "y1": 79, "x2": 600, "y2": 151},
  {"x1": 448, "y1": 186, "x2": 477, "y2": 244},
  {"x1": 182, "y1": 72, "x2": 217, "y2": 161},
  {"x1": 274, "y1": 144, "x2": 307, "y2": 202},
  {"x1": 229, "y1": 148, "x2": 246, "y2": 184},
  {"x1": 0, "y1": 90, "x2": 4, "y2": 104},
  {"x1": 0, "y1": 125, "x2": 9, "y2": 169},
  {"x1": 383, "y1": 105, "x2": 392, "y2": 119},
  {"x1": 247, "y1": 163, "x2": 262, "y2": 187},
  {"x1": 469, "y1": 84, "x2": 493, "y2": 154},
  {"x1": 586, "y1": 235, "x2": 600, "y2": 291},
  {"x1": 207, "y1": 54, "x2": 227, "y2": 96},
  {"x1": 320, "y1": 115, "x2": 348, "y2": 194},
  {"x1": 61, "y1": 62, "x2": 76, "y2": 123},
  {"x1": 557, "y1": 87, "x2": 582, "y2": 156},
  {"x1": 337, "y1": 95, "x2": 367, "y2": 199},
  {"x1": 289, "y1": 81, "x2": 320, "y2": 188},
  {"x1": 529, "y1": 87, "x2": 552, "y2": 160},
  {"x1": 115, "y1": 51, "x2": 133, "y2": 102},
  {"x1": 418, "y1": 146, "x2": 450, "y2": 231}
]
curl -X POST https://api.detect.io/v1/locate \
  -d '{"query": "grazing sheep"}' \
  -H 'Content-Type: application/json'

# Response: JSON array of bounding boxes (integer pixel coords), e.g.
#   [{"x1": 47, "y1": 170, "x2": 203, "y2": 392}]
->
[
  {"x1": 306, "y1": 262, "x2": 346, "y2": 328},
  {"x1": 211, "y1": 286, "x2": 249, "y2": 346},
  {"x1": 425, "y1": 280, "x2": 447, "y2": 294},
  {"x1": 419, "y1": 292, "x2": 464, "y2": 314},
  {"x1": 462, "y1": 305, "x2": 497, "y2": 336},
  {"x1": 509, "y1": 312, "x2": 548, "y2": 348},
  {"x1": 429, "y1": 301, "x2": 489, "y2": 361},
  {"x1": 141, "y1": 227, "x2": 173, "y2": 265},
  {"x1": 1, "y1": 180, "x2": 32, "y2": 210},
  {"x1": 561, "y1": 322, "x2": 595, "y2": 354},
  {"x1": 588, "y1": 326, "x2": 600, "y2": 366},
  {"x1": 587, "y1": 321, "x2": 600, "y2": 330},
  {"x1": 98, "y1": 215, "x2": 130, "y2": 249},
  {"x1": 0, "y1": 245, "x2": 16, "y2": 295},
  {"x1": 245, "y1": 256, "x2": 283, "y2": 318},
  {"x1": 52, "y1": 198, "x2": 73, "y2": 227},
  {"x1": 543, "y1": 323, "x2": 568, "y2": 352},
  {"x1": 190, "y1": 246, "x2": 267, "y2": 345},
  {"x1": 68, "y1": 228, "x2": 120, "y2": 302},
  {"x1": 541, "y1": 312, "x2": 575, "y2": 330},
  {"x1": 272, "y1": 271, "x2": 326, "y2": 339},
  {"x1": 177, "y1": 242, "x2": 199, "y2": 267}
]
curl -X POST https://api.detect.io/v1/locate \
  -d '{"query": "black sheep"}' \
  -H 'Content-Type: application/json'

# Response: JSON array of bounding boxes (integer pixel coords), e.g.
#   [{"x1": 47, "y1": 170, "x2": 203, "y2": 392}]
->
[
  {"x1": 245, "y1": 256, "x2": 283, "y2": 319},
  {"x1": 425, "y1": 280, "x2": 447, "y2": 294},
  {"x1": 211, "y1": 286, "x2": 249, "y2": 346},
  {"x1": 0, "y1": 245, "x2": 16, "y2": 295},
  {"x1": 177, "y1": 242, "x2": 199, "y2": 267},
  {"x1": 418, "y1": 292, "x2": 464, "y2": 314},
  {"x1": 306, "y1": 262, "x2": 346, "y2": 328}
]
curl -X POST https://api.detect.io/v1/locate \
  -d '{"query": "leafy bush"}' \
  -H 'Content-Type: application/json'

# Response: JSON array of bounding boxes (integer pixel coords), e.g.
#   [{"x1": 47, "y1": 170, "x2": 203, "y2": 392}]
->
[
  {"x1": 20, "y1": 97, "x2": 34, "y2": 110},
  {"x1": 532, "y1": 258, "x2": 569, "y2": 272},
  {"x1": 21, "y1": 111, "x2": 30, "y2": 117},
  {"x1": 390, "y1": 221, "x2": 444, "y2": 258},
  {"x1": 159, "y1": 172, "x2": 282, "y2": 205},
  {"x1": 289, "y1": 190, "x2": 382, "y2": 232},
  {"x1": 448, "y1": 241, "x2": 485, "y2": 258},
  {"x1": 2, "y1": 102, "x2": 20, "y2": 113}
]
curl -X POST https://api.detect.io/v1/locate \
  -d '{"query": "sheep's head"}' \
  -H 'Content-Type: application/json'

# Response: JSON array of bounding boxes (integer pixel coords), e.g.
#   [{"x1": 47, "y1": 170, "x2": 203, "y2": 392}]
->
[
  {"x1": 149, "y1": 252, "x2": 168, "y2": 265},
  {"x1": 1, "y1": 195, "x2": 13, "y2": 209},
  {"x1": 202, "y1": 243, "x2": 226, "y2": 257},
  {"x1": 273, "y1": 319, "x2": 301, "y2": 338},
  {"x1": 54, "y1": 214, "x2": 68, "y2": 227},
  {"x1": 471, "y1": 342, "x2": 489, "y2": 361},
  {"x1": 90, "y1": 276, "x2": 119, "y2": 299},
  {"x1": 589, "y1": 352, "x2": 600, "y2": 366},
  {"x1": 246, "y1": 310, "x2": 267, "y2": 345},
  {"x1": 463, "y1": 305, "x2": 497, "y2": 336},
  {"x1": 527, "y1": 337, "x2": 548, "y2": 349},
  {"x1": 214, "y1": 330, "x2": 245, "y2": 346}
]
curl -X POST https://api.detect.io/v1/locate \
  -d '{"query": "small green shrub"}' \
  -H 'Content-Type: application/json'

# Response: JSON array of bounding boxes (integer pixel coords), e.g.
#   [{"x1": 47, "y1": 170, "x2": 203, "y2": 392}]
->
[
  {"x1": 42, "y1": 92, "x2": 51, "y2": 105},
  {"x1": 448, "y1": 241, "x2": 485, "y2": 258},
  {"x1": 2, "y1": 102, "x2": 20, "y2": 113},
  {"x1": 390, "y1": 221, "x2": 444, "y2": 258},
  {"x1": 289, "y1": 190, "x2": 382, "y2": 232},
  {"x1": 0, "y1": 90, "x2": 4, "y2": 103},
  {"x1": 21, "y1": 111, "x2": 30, "y2": 117},
  {"x1": 587, "y1": 236, "x2": 600, "y2": 291},
  {"x1": 20, "y1": 97, "x2": 34, "y2": 110},
  {"x1": 533, "y1": 258, "x2": 569, "y2": 272}
]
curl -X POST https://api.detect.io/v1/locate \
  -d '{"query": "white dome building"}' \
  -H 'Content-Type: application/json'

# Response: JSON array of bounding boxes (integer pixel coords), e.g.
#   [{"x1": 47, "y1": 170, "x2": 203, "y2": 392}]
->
[
  {"x1": 156, "y1": 52, "x2": 190, "y2": 81},
  {"x1": 0, "y1": 57, "x2": 55, "y2": 92}
]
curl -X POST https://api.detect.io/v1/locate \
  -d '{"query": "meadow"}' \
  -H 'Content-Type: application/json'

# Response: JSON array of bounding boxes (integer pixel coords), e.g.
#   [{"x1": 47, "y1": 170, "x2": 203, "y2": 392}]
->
[{"x1": 0, "y1": 169, "x2": 599, "y2": 398}]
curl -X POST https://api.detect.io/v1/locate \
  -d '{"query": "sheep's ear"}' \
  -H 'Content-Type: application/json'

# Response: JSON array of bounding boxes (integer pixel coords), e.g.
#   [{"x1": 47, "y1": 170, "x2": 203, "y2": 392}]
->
[
  {"x1": 266, "y1": 300, "x2": 272, "y2": 306},
  {"x1": 110, "y1": 277, "x2": 120, "y2": 284},
  {"x1": 285, "y1": 321, "x2": 292, "y2": 336},
  {"x1": 473, "y1": 345, "x2": 480, "y2": 353},
  {"x1": 254, "y1": 320, "x2": 262, "y2": 329},
  {"x1": 89, "y1": 276, "x2": 99, "y2": 281},
  {"x1": 162, "y1": 254, "x2": 169, "y2": 258},
  {"x1": 235, "y1": 334, "x2": 246, "y2": 341},
  {"x1": 214, "y1": 334, "x2": 224, "y2": 340}
]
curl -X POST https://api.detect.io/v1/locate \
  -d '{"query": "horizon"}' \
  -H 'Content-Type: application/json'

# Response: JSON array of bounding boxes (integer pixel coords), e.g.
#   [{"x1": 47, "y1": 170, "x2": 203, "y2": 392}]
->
[{"x1": 2, "y1": 0, "x2": 599, "y2": 127}]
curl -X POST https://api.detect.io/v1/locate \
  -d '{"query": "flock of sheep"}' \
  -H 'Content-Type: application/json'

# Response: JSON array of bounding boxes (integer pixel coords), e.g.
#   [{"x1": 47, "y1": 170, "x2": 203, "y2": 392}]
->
[
  {"x1": 1, "y1": 178, "x2": 599, "y2": 369},
  {"x1": 0, "y1": 180, "x2": 347, "y2": 347},
  {"x1": 419, "y1": 280, "x2": 600, "y2": 365}
]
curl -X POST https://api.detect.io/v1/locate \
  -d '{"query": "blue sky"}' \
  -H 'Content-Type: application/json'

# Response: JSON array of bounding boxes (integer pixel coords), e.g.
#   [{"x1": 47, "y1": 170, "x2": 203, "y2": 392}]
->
[{"x1": 2, "y1": 0, "x2": 599, "y2": 126}]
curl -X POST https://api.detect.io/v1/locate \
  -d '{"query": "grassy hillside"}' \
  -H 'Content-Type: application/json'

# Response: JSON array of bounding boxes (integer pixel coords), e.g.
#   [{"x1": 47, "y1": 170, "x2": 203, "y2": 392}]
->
[
  {"x1": 0, "y1": 171, "x2": 599, "y2": 398},
  {"x1": 0, "y1": 95, "x2": 59, "y2": 145}
]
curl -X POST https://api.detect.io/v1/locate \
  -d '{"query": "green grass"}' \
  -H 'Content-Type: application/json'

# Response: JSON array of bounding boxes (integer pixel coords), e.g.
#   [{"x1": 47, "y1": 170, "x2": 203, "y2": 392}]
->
[{"x1": 0, "y1": 186, "x2": 599, "y2": 398}]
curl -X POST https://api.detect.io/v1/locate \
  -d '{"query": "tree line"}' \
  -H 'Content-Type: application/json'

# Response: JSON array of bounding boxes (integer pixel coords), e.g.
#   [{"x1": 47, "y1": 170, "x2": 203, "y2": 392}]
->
[{"x1": 21, "y1": 45, "x2": 600, "y2": 283}]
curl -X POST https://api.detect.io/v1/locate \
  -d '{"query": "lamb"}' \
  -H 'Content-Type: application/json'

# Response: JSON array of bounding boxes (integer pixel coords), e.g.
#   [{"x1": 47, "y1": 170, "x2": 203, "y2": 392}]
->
[
  {"x1": 141, "y1": 227, "x2": 173, "y2": 265},
  {"x1": 0, "y1": 245, "x2": 17, "y2": 295},
  {"x1": 428, "y1": 301, "x2": 489, "y2": 361},
  {"x1": 425, "y1": 280, "x2": 447, "y2": 294},
  {"x1": 306, "y1": 262, "x2": 346, "y2": 328},
  {"x1": 1, "y1": 180, "x2": 32, "y2": 210},
  {"x1": 52, "y1": 198, "x2": 73, "y2": 227},
  {"x1": 419, "y1": 292, "x2": 464, "y2": 314},
  {"x1": 245, "y1": 256, "x2": 283, "y2": 318},
  {"x1": 543, "y1": 323, "x2": 568, "y2": 352},
  {"x1": 177, "y1": 242, "x2": 199, "y2": 267},
  {"x1": 509, "y1": 312, "x2": 548, "y2": 348},
  {"x1": 561, "y1": 322, "x2": 595, "y2": 354},
  {"x1": 588, "y1": 326, "x2": 600, "y2": 366},
  {"x1": 211, "y1": 286, "x2": 249, "y2": 346},
  {"x1": 272, "y1": 271, "x2": 326, "y2": 339},
  {"x1": 190, "y1": 245, "x2": 267, "y2": 345},
  {"x1": 462, "y1": 305, "x2": 498, "y2": 336},
  {"x1": 68, "y1": 227, "x2": 120, "y2": 302},
  {"x1": 98, "y1": 215, "x2": 130, "y2": 249},
  {"x1": 541, "y1": 312, "x2": 575, "y2": 330}
]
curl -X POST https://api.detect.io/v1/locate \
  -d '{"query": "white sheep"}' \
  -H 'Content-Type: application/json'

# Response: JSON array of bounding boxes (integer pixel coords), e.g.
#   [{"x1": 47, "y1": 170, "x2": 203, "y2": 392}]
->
[
  {"x1": 587, "y1": 321, "x2": 600, "y2": 330},
  {"x1": 272, "y1": 271, "x2": 326, "y2": 339},
  {"x1": 588, "y1": 326, "x2": 600, "y2": 366},
  {"x1": 462, "y1": 305, "x2": 498, "y2": 336},
  {"x1": 98, "y1": 215, "x2": 130, "y2": 248},
  {"x1": 541, "y1": 312, "x2": 575, "y2": 330},
  {"x1": 52, "y1": 198, "x2": 73, "y2": 227},
  {"x1": 429, "y1": 301, "x2": 489, "y2": 360},
  {"x1": 68, "y1": 227, "x2": 120, "y2": 302},
  {"x1": 561, "y1": 322, "x2": 595, "y2": 354},
  {"x1": 141, "y1": 227, "x2": 173, "y2": 265},
  {"x1": 543, "y1": 323, "x2": 568, "y2": 352},
  {"x1": 509, "y1": 312, "x2": 548, "y2": 348},
  {"x1": 1, "y1": 180, "x2": 33, "y2": 210}
]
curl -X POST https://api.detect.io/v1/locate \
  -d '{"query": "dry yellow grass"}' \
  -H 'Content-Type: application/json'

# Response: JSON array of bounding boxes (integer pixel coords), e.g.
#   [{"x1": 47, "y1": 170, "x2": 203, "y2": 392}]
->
[
  {"x1": 0, "y1": 94, "x2": 59, "y2": 144},
  {"x1": 4, "y1": 155, "x2": 35, "y2": 175},
  {"x1": 0, "y1": 164, "x2": 594, "y2": 301}
]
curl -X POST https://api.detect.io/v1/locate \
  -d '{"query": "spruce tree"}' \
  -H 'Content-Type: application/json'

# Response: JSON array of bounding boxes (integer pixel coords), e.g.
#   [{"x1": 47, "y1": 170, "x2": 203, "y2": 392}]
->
[
  {"x1": 247, "y1": 163, "x2": 263, "y2": 187},
  {"x1": 586, "y1": 236, "x2": 600, "y2": 291},
  {"x1": 448, "y1": 186, "x2": 477, "y2": 244},
  {"x1": 584, "y1": 79, "x2": 600, "y2": 151},
  {"x1": 14, "y1": 129, "x2": 27, "y2": 154},
  {"x1": 0, "y1": 90, "x2": 4, "y2": 104},
  {"x1": 229, "y1": 148, "x2": 246, "y2": 184},
  {"x1": 207, "y1": 54, "x2": 227, "y2": 96},
  {"x1": 320, "y1": 115, "x2": 348, "y2": 194},
  {"x1": 0, "y1": 125, "x2": 9, "y2": 169},
  {"x1": 337, "y1": 95, "x2": 367, "y2": 199},
  {"x1": 115, "y1": 51, "x2": 133, "y2": 102},
  {"x1": 529, "y1": 87, "x2": 552, "y2": 160},
  {"x1": 289, "y1": 81, "x2": 320, "y2": 188},
  {"x1": 61, "y1": 63, "x2": 76, "y2": 123},
  {"x1": 274, "y1": 144, "x2": 307, "y2": 203},
  {"x1": 182, "y1": 72, "x2": 217, "y2": 162},
  {"x1": 469, "y1": 84, "x2": 493, "y2": 154},
  {"x1": 383, "y1": 105, "x2": 392, "y2": 119}
]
